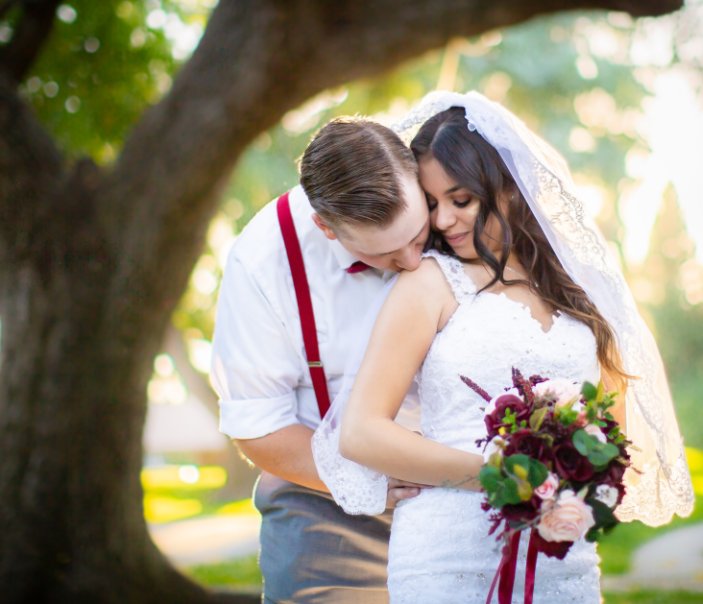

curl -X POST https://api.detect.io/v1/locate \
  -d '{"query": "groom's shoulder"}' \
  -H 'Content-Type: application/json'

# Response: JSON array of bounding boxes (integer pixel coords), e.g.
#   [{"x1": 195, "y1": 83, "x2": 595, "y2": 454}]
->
[{"x1": 231, "y1": 185, "x2": 315, "y2": 268}]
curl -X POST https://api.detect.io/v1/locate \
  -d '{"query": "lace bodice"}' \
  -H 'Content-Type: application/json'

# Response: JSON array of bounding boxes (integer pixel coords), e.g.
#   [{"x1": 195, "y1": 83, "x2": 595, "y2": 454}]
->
[{"x1": 418, "y1": 250, "x2": 600, "y2": 454}]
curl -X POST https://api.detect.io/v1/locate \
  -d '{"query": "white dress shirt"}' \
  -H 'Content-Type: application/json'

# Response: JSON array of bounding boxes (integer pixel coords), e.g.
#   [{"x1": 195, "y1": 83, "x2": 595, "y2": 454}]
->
[{"x1": 211, "y1": 185, "x2": 418, "y2": 439}]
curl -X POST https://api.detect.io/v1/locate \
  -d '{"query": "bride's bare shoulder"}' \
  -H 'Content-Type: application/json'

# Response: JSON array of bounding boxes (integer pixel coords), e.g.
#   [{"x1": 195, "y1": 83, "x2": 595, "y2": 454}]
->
[{"x1": 394, "y1": 255, "x2": 454, "y2": 303}]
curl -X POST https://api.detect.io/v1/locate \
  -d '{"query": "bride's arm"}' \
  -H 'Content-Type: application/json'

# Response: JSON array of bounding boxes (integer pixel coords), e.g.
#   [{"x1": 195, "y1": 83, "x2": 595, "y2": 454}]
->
[{"x1": 339, "y1": 259, "x2": 483, "y2": 491}]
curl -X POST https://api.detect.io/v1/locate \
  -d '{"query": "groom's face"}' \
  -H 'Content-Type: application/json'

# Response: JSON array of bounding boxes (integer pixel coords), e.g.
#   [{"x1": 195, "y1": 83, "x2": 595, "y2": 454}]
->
[{"x1": 331, "y1": 173, "x2": 430, "y2": 272}]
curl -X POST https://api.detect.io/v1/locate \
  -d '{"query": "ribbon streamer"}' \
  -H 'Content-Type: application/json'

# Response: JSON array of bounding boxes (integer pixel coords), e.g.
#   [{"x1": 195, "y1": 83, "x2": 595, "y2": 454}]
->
[{"x1": 486, "y1": 528, "x2": 540, "y2": 604}]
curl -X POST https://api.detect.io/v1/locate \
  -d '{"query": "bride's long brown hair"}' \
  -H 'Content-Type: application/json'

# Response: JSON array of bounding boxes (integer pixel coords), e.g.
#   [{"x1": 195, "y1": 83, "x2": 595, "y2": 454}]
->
[{"x1": 411, "y1": 107, "x2": 628, "y2": 385}]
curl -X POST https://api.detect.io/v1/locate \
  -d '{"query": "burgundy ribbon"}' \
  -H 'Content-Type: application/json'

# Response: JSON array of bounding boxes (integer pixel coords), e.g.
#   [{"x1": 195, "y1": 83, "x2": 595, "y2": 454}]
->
[
  {"x1": 524, "y1": 529, "x2": 539, "y2": 604},
  {"x1": 486, "y1": 527, "x2": 540, "y2": 604}
]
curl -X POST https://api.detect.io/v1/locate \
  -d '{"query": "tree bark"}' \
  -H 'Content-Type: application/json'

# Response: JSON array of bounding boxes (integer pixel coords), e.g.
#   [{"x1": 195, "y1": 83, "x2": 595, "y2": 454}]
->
[{"x1": 0, "y1": 1, "x2": 683, "y2": 602}]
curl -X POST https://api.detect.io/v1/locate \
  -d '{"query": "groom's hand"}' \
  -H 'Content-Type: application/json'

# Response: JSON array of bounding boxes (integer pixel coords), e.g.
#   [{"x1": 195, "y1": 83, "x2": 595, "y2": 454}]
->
[{"x1": 386, "y1": 478, "x2": 428, "y2": 509}]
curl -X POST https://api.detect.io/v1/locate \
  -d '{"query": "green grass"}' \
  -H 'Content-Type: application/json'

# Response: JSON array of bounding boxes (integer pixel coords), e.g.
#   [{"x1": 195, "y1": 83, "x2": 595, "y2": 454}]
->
[
  {"x1": 142, "y1": 464, "x2": 245, "y2": 523},
  {"x1": 603, "y1": 591, "x2": 703, "y2": 604},
  {"x1": 183, "y1": 556, "x2": 262, "y2": 589},
  {"x1": 143, "y1": 464, "x2": 263, "y2": 587}
]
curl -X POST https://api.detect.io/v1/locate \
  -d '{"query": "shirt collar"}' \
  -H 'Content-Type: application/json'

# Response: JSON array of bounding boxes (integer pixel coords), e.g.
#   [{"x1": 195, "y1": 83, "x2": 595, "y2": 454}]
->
[
  {"x1": 329, "y1": 239, "x2": 362, "y2": 272},
  {"x1": 329, "y1": 238, "x2": 395, "y2": 282}
]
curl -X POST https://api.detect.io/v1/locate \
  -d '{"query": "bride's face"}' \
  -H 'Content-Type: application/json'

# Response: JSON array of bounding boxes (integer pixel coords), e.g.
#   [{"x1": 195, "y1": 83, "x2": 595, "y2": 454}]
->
[{"x1": 418, "y1": 155, "x2": 507, "y2": 261}]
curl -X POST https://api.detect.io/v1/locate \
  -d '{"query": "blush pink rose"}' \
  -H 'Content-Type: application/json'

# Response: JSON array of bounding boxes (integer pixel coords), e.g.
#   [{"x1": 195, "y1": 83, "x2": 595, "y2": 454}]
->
[
  {"x1": 537, "y1": 490, "x2": 595, "y2": 543},
  {"x1": 574, "y1": 411, "x2": 588, "y2": 427},
  {"x1": 533, "y1": 379, "x2": 581, "y2": 408},
  {"x1": 534, "y1": 472, "x2": 559, "y2": 500}
]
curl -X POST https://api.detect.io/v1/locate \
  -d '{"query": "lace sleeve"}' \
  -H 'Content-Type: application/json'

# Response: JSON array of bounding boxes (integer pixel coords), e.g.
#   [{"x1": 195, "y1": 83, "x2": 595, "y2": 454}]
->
[
  {"x1": 311, "y1": 276, "x2": 399, "y2": 516},
  {"x1": 312, "y1": 394, "x2": 388, "y2": 515}
]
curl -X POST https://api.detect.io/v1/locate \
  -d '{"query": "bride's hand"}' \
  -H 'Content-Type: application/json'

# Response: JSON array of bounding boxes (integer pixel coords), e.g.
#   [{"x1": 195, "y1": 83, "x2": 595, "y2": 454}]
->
[{"x1": 386, "y1": 477, "x2": 430, "y2": 509}]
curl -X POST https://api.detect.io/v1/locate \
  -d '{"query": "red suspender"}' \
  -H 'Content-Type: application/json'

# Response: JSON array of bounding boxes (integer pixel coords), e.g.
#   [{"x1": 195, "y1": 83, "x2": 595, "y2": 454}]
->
[{"x1": 276, "y1": 192, "x2": 332, "y2": 418}]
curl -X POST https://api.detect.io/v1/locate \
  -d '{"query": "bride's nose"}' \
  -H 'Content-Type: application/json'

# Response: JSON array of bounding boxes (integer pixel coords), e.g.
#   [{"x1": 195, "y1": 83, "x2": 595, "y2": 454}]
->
[{"x1": 432, "y1": 202, "x2": 456, "y2": 232}]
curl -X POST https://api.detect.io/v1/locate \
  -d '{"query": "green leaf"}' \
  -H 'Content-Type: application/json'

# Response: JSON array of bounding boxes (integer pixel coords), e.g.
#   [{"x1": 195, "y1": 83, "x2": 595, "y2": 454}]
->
[
  {"x1": 595, "y1": 381, "x2": 605, "y2": 401},
  {"x1": 479, "y1": 465, "x2": 503, "y2": 492},
  {"x1": 587, "y1": 443, "x2": 619, "y2": 467},
  {"x1": 557, "y1": 407, "x2": 579, "y2": 426},
  {"x1": 581, "y1": 381, "x2": 598, "y2": 401},
  {"x1": 490, "y1": 478, "x2": 522, "y2": 507},
  {"x1": 572, "y1": 429, "x2": 593, "y2": 455},
  {"x1": 516, "y1": 478, "x2": 533, "y2": 501},
  {"x1": 529, "y1": 407, "x2": 548, "y2": 431},
  {"x1": 573, "y1": 430, "x2": 619, "y2": 466},
  {"x1": 588, "y1": 499, "x2": 617, "y2": 526},
  {"x1": 504, "y1": 454, "x2": 531, "y2": 475},
  {"x1": 527, "y1": 459, "x2": 549, "y2": 488}
]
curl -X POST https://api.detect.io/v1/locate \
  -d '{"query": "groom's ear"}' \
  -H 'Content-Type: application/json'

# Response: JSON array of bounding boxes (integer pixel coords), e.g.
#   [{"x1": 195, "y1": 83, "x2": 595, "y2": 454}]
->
[{"x1": 312, "y1": 213, "x2": 337, "y2": 241}]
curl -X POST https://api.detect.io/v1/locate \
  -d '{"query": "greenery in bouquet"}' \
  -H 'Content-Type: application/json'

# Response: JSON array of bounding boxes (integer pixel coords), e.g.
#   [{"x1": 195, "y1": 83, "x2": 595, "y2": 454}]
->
[{"x1": 463, "y1": 368, "x2": 632, "y2": 560}]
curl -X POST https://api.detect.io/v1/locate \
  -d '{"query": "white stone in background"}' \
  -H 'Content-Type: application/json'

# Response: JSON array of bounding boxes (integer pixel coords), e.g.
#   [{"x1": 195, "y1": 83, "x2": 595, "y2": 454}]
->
[{"x1": 602, "y1": 523, "x2": 703, "y2": 593}]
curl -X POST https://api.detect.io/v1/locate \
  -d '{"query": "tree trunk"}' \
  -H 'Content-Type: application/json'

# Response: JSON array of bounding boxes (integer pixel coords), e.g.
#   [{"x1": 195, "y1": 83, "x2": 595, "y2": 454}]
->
[
  {"x1": 0, "y1": 1, "x2": 683, "y2": 602},
  {"x1": 0, "y1": 79, "x2": 253, "y2": 604}
]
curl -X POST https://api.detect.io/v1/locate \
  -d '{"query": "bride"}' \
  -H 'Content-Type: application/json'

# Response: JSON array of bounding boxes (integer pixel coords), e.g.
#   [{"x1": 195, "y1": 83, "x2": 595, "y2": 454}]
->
[{"x1": 312, "y1": 91, "x2": 693, "y2": 603}]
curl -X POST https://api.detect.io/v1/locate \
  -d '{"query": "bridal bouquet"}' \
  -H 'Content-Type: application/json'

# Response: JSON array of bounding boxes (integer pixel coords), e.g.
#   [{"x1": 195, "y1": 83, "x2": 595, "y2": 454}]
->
[{"x1": 466, "y1": 368, "x2": 631, "y2": 560}]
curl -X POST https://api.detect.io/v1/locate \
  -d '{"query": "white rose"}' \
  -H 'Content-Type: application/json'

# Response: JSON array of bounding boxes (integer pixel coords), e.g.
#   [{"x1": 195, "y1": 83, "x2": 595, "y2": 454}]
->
[
  {"x1": 537, "y1": 489, "x2": 595, "y2": 543},
  {"x1": 534, "y1": 472, "x2": 559, "y2": 500},
  {"x1": 533, "y1": 379, "x2": 582, "y2": 408},
  {"x1": 594, "y1": 484, "x2": 619, "y2": 508}
]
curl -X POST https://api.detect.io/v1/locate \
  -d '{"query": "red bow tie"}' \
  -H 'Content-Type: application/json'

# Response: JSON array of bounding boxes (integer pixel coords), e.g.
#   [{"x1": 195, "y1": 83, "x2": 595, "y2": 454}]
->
[{"x1": 346, "y1": 261, "x2": 370, "y2": 274}]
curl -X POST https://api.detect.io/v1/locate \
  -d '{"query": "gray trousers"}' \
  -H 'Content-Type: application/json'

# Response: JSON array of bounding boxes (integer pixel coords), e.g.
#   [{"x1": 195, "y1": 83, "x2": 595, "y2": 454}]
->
[{"x1": 253, "y1": 472, "x2": 392, "y2": 603}]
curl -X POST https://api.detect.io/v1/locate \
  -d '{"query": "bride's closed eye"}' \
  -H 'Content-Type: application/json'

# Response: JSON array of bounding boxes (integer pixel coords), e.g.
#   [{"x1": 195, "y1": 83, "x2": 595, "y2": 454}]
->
[{"x1": 426, "y1": 197, "x2": 474, "y2": 211}]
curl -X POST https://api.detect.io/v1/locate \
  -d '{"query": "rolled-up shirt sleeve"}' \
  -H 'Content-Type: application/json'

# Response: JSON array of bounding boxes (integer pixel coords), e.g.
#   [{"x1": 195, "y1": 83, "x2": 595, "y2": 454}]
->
[{"x1": 210, "y1": 250, "x2": 302, "y2": 439}]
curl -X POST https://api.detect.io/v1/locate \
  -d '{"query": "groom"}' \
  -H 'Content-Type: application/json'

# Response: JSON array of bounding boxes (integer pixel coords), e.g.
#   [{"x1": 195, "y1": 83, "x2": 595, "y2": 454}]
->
[{"x1": 210, "y1": 116, "x2": 430, "y2": 603}]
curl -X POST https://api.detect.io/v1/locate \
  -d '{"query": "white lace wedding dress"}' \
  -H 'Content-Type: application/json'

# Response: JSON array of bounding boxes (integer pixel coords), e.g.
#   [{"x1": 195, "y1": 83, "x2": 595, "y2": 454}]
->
[
  {"x1": 382, "y1": 250, "x2": 603, "y2": 603},
  {"x1": 312, "y1": 249, "x2": 605, "y2": 602}
]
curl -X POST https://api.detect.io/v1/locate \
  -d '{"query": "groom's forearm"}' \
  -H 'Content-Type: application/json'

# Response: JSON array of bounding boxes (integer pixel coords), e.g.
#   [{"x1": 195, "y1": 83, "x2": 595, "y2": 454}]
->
[{"x1": 235, "y1": 424, "x2": 330, "y2": 493}]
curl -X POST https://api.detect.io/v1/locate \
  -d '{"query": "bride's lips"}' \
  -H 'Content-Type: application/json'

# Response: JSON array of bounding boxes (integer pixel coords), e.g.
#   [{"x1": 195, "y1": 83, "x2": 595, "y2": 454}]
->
[{"x1": 443, "y1": 232, "x2": 468, "y2": 246}]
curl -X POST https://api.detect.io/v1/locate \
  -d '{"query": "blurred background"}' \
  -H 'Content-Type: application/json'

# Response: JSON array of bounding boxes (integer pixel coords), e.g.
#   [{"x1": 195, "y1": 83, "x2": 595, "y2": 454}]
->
[{"x1": 11, "y1": 0, "x2": 703, "y2": 601}]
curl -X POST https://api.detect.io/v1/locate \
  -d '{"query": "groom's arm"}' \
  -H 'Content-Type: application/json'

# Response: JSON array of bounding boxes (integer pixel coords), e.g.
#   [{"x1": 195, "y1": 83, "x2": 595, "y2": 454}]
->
[
  {"x1": 235, "y1": 424, "x2": 327, "y2": 492},
  {"x1": 236, "y1": 425, "x2": 426, "y2": 507},
  {"x1": 211, "y1": 237, "x2": 424, "y2": 505},
  {"x1": 211, "y1": 251, "x2": 315, "y2": 480}
]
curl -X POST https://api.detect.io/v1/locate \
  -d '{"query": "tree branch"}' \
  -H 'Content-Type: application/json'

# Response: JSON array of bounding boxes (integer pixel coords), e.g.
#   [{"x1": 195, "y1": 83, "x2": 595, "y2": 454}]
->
[
  {"x1": 0, "y1": 74, "x2": 64, "y2": 249},
  {"x1": 0, "y1": 0, "x2": 22, "y2": 21},
  {"x1": 102, "y1": 0, "x2": 683, "y2": 336},
  {"x1": 162, "y1": 323, "x2": 218, "y2": 418},
  {"x1": 0, "y1": 0, "x2": 61, "y2": 83}
]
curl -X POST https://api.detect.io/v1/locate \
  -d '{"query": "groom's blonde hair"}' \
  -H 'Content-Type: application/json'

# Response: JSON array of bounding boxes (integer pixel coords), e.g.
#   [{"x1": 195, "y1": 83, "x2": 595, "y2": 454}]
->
[{"x1": 300, "y1": 117, "x2": 417, "y2": 230}]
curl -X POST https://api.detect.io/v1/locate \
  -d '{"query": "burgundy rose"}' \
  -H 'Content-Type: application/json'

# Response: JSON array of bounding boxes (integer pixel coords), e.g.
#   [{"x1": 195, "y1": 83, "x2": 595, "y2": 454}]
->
[
  {"x1": 530, "y1": 530, "x2": 573, "y2": 560},
  {"x1": 502, "y1": 501, "x2": 539, "y2": 525},
  {"x1": 485, "y1": 394, "x2": 531, "y2": 437},
  {"x1": 504, "y1": 428, "x2": 551, "y2": 464},
  {"x1": 553, "y1": 441, "x2": 594, "y2": 483},
  {"x1": 606, "y1": 460, "x2": 627, "y2": 484}
]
